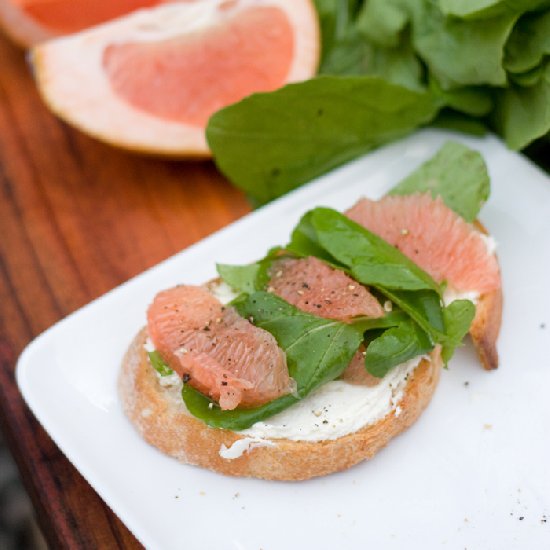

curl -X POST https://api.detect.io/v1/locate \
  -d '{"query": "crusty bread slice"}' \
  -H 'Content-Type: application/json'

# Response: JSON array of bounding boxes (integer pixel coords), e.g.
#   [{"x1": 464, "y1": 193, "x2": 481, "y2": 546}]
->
[{"x1": 119, "y1": 329, "x2": 442, "y2": 481}]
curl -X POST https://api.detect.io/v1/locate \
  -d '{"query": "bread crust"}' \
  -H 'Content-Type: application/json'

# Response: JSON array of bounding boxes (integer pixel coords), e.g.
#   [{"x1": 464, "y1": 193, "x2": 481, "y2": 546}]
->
[
  {"x1": 471, "y1": 221, "x2": 503, "y2": 370},
  {"x1": 470, "y1": 288, "x2": 502, "y2": 370},
  {"x1": 119, "y1": 329, "x2": 442, "y2": 481}
]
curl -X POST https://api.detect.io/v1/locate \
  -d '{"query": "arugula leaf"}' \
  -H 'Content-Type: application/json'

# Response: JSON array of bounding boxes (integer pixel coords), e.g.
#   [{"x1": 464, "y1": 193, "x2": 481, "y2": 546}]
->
[
  {"x1": 303, "y1": 207, "x2": 440, "y2": 292},
  {"x1": 207, "y1": 76, "x2": 440, "y2": 206},
  {"x1": 233, "y1": 292, "x2": 364, "y2": 395},
  {"x1": 504, "y1": 10, "x2": 550, "y2": 73},
  {"x1": 182, "y1": 388, "x2": 299, "y2": 431},
  {"x1": 314, "y1": 0, "x2": 423, "y2": 90},
  {"x1": 439, "y1": 0, "x2": 550, "y2": 20},
  {"x1": 287, "y1": 211, "x2": 345, "y2": 267},
  {"x1": 429, "y1": 78, "x2": 493, "y2": 117},
  {"x1": 216, "y1": 263, "x2": 262, "y2": 294},
  {"x1": 389, "y1": 141, "x2": 490, "y2": 222},
  {"x1": 217, "y1": 247, "x2": 285, "y2": 294},
  {"x1": 318, "y1": 30, "x2": 372, "y2": 76},
  {"x1": 431, "y1": 110, "x2": 489, "y2": 136},
  {"x1": 441, "y1": 299, "x2": 476, "y2": 363},
  {"x1": 494, "y1": 61, "x2": 550, "y2": 149},
  {"x1": 362, "y1": 34, "x2": 425, "y2": 91},
  {"x1": 314, "y1": 0, "x2": 372, "y2": 76},
  {"x1": 509, "y1": 64, "x2": 545, "y2": 87},
  {"x1": 352, "y1": 310, "x2": 410, "y2": 332},
  {"x1": 364, "y1": 319, "x2": 433, "y2": 377},
  {"x1": 381, "y1": 288, "x2": 445, "y2": 342},
  {"x1": 356, "y1": 0, "x2": 408, "y2": 48},
  {"x1": 314, "y1": 0, "x2": 365, "y2": 73},
  {"x1": 406, "y1": 0, "x2": 518, "y2": 88},
  {"x1": 147, "y1": 351, "x2": 174, "y2": 377}
]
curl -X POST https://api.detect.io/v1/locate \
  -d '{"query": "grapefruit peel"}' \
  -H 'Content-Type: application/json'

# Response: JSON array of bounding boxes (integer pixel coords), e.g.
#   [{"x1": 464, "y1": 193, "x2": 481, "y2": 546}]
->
[
  {"x1": 0, "y1": 0, "x2": 53, "y2": 46},
  {"x1": 0, "y1": 0, "x2": 169, "y2": 47}
]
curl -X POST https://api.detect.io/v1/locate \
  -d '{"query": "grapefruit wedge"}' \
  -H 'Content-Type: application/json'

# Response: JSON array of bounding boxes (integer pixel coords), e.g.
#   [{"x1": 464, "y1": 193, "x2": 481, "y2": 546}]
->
[
  {"x1": 346, "y1": 193, "x2": 503, "y2": 370},
  {"x1": 147, "y1": 285, "x2": 291, "y2": 410},
  {"x1": 0, "y1": 0, "x2": 172, "y2": 47},
  {"x1": 31, "y1": 0, "x2": 319, "y2": 156}
]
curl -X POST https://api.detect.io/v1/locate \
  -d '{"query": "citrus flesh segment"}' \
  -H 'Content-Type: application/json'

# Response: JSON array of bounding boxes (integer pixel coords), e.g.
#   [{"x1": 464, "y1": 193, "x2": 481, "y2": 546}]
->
[
  {"x1": 147, "y1": 285, "x2": 291, "y2": 410},
  {"x1": 32, "y1": 0, "x2": 319, "y2": 156},
  {"x1": 269, "y1": 256, "x2": 384, "y2": 321},
  {"x1": 340, "y1": 345, "x2": 381, "y2": 386},
  {"x1": 346, "y1": 194, "x2": 501, "y2": 294},
  {"x1": 104, "y1": 6, "x2": 293, "y2": 127}
]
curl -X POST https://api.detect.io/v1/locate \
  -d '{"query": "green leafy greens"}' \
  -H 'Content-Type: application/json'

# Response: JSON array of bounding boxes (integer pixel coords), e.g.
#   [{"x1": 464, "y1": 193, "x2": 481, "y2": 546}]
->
[
  {"x1": 233, "y1": 292, "x2": 364, "y2": 395},
  {"x1": 177, "y1": 143, "x2": 486, "y2": 429},
  {"x1": 363, "y1": 319, "x2": 432, "y2": 378},
  {"x1": 389, "y1": 141, "x2": 490, "y2": 222},
  {"x1": 206, "y1": 0, "x2": 550, "y2": 205},
  {"x1": 441, "y1": 300, "x2": 477, "y2": 363},
  {"x1": 215, "y1": 247, "x2": 283, "y2": 295},
  {"x1": 148, "y1": 351, "x2": 174, "y2": 377},
  {"x1": 206, "y1": 76, "x2": 440, "y2": 205}
]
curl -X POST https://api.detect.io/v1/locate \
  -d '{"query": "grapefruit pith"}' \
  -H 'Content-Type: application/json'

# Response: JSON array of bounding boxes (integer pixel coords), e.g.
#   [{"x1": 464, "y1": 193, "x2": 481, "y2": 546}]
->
[
  {"x1": 0, "y1": 0, "x2": 171, "y2": 47},
  {"x1": 32, "y1": 0, "x2": 319, "y2": 156},
  {"x1": 147, "y1": 285, "x2": 291, "y2": 410}
]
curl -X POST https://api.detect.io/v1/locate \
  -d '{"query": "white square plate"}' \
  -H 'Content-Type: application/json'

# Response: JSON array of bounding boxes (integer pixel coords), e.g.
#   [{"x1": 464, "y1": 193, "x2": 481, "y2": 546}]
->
[{"x1": 17, "y1": 130, "x2": 550, "y2": 549}]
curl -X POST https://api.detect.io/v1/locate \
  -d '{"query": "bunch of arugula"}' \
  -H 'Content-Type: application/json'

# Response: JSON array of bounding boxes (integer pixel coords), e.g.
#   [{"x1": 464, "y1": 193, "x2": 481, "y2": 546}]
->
[
  {"x1": 206, "y1": 0, "x2": 550, "y2": 206},
  {"x1": 152, "y1": 142, "x2": 488, "y2": 430}
]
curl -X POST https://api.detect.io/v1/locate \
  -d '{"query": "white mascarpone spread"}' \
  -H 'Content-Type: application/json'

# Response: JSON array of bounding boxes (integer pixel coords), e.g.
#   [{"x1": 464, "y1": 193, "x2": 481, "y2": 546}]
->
[
  {"x1": 217, "y1": 356, "x2": 424, "y2": 459},
  {"x1": 442, "y1": 288, "x2": 480, "y2": 307},
  {"x1": 480, "y1": 233, "x2": 497, "y2": 256},
  {"x1": 208, "y1": 280, "x2": 238, "y2": 305},
  {"x1": 219, "y1": 438, "x2": 276, "y2": 460},
  {"x1": 239, "y1": 355, "x2": 423, "y2": 443}
]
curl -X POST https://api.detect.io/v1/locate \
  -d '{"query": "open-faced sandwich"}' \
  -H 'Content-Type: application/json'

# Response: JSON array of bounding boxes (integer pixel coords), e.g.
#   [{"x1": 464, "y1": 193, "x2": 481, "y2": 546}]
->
[{"x1": 119, "y1": 142, "x2": 502, "y2": 480}]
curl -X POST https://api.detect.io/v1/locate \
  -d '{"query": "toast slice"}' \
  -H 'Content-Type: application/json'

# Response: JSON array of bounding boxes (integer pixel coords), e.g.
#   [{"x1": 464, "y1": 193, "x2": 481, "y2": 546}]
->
[{"x1": 119, "y1": 329, "x2": 442, "y2": 481}]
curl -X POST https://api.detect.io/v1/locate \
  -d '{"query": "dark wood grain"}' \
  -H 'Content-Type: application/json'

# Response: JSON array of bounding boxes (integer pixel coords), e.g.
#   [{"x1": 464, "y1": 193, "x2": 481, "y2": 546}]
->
[{"x1": 0, "y1": 32, "x2": 249, "y2": 549}]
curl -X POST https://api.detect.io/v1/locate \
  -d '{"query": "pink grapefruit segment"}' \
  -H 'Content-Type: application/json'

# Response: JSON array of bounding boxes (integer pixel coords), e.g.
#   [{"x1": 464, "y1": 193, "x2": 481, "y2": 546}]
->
[
  {"x1": 345, "y1": 193, "x2": 501, "y2": 294},
  {"x1": 269, "y1": 256, "x2": 384, "y2": 321},
  {"x1": 147, "y1": 285, "x2": 291, "y2": 410},
  {"x1": 340, "y1": 345, "x2": 381, "y2": 386},
  {"x1": 104, "y1": 6, "x2": 294, "y2": 127}
]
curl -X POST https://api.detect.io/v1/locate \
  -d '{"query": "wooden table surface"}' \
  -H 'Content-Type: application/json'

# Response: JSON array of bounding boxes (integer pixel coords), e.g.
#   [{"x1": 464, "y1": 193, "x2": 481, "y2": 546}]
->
[{"x1": 0, "y1": 32, "x2": 249, "y2": 549}]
